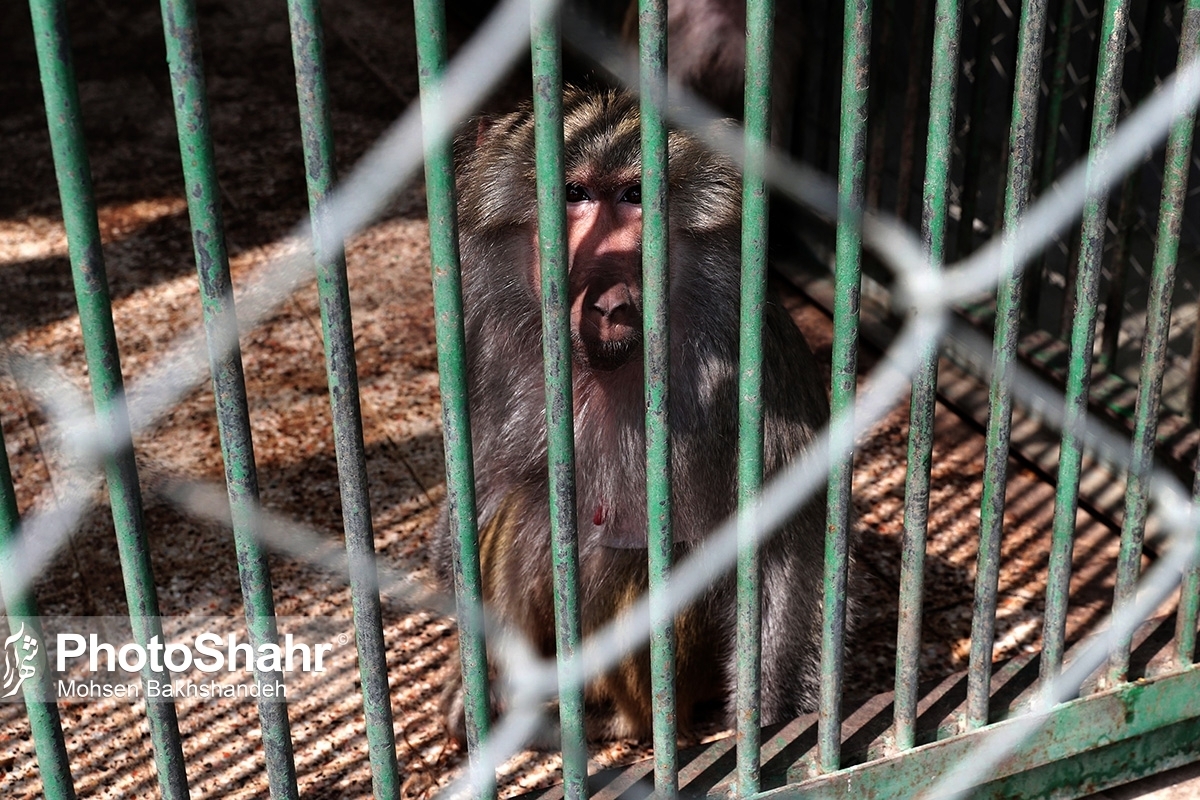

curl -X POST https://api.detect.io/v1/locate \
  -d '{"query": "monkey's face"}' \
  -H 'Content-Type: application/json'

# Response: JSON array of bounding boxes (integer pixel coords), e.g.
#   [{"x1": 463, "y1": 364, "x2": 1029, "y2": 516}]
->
[
  {"x1": 561, "y1": 172, "x2": 643, "y2": 372},
  {"x1": 458, "y1": 87, "x2": 743, "y2": 375}
]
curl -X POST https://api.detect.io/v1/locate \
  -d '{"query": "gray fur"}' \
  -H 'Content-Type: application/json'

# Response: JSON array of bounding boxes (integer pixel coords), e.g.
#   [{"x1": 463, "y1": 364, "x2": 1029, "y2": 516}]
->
[{"x1": 434, "y1": 88, "x2": 836, "y2": 740}]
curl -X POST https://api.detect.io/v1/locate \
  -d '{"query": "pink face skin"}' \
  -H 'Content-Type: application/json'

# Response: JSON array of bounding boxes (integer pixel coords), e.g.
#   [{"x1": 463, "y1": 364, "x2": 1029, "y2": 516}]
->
[{"x1": 560, "y1": 174, "x2": 644, "y2": 371}]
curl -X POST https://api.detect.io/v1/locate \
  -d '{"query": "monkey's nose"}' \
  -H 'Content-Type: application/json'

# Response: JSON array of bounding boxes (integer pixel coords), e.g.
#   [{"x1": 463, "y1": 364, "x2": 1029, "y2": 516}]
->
[
  {"x1": 575, "y1": 281, "x2": 641, "y2": 370},
  {"x1": 591, "y1": 283, "x2": 635, "y2": 327}
]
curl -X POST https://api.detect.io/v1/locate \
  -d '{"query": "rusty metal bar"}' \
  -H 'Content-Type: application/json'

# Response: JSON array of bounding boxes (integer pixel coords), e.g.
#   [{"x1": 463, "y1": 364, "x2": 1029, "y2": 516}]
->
[
  {"x1": 895, "y1": 0, "x2": 961, "y2": 752},
  {"x1": 637, "y1": 0, "x2": 679, "y2": 792},
  {"x1": 286, "y1": 0, "x2": 397, "y2": 794},
  {"x1": 968, "y1": 0, "x2": 1049, "y2": 728},
  {"x1": 530, "y1": 9, "x2": 588, "y2": 795},
  {"x1": 820, "y1": 0, "x2": 870, "y2": 772},
  {"x1": 32, "y1": 0, "x2": 188, "y2": 793}
]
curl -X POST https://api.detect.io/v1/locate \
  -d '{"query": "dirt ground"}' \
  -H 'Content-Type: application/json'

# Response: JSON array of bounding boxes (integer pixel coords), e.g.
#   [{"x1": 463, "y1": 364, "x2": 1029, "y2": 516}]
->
[{"x1": 0, "y1": 0, "x2": 1145, "y2": 797}]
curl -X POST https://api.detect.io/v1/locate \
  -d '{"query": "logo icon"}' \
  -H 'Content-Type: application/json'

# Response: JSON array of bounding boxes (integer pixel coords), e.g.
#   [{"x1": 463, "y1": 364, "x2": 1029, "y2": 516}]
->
[{"x1": 2, "y1": 623, "x2": 39, "y2": 699}]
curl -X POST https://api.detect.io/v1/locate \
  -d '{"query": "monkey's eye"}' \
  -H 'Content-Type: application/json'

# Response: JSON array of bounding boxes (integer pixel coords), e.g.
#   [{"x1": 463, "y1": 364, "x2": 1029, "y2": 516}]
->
[
  {"x1": 621, "y1": 184, "x2": 642, "y2": 205},
  {"x1": 565, "y1": 183, "x2": 591, "y2": 203}
]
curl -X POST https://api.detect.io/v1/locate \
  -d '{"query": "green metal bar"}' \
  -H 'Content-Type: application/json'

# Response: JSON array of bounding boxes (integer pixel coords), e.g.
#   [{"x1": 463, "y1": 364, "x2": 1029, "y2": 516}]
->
[
  {"x1": 157, "y1": 2, "x2": 305, "y2": 795},
  {"x1": 411, "y1": 2, "x2": 493, "y2": 794},
  {"x1": 1099, "y1": 173, "x2": 1141, "y2": 367},
  {"x1": 998, "y1": 0, "x2": 1056, "y2": 686},
  {"x1": 29, "y1": 1, "x2": 188, "y2": 795},
  {"x1": 1055, "y1": 28, "x2": 1104, "y2": 341},
  {"x1": 1038, "y1": 0, "x2": 1075, "y2": 196},
  {"x1": 285, "y1": 1, "x2": 401, "y2": 795},
  {"x1": 1182, "y1": 426, "x2": 1200, "y2": 667},
  {"x1": 530, "y1": 13, "x2": 587, "y2": 796},
  {"x1": 1150, "y1": 0, "x2": 1200, "y2": 676},
  {"x1": 736, "y1": 0, "x2": 774, "y2": 792},
  {"x1": 968, "y1": 0, "x2": 1049, "y2": 729},
  {"x1": 770, "y1": 664, "x2": 1200, "y2": 800},
  {"x1": 1185, "y1": 331, "x2": 1200, "y2": 661},
  {"x1": 895, "y1": 0, "x2": 959, "y2": 752},
  {"x1": 1045, "y1": 0, "x2": 1130, "y2": 684},
  {"x1": 989, "y1": 0, "x2": 1037, "y2": 597},
  {"x1": 1100, "y1": 0, "x2": 1168, "y2": 368},
  {"x1": 986, "y1": 82, "x2": 1016, "y2": 245},
  {"x1": 0, "y1": 425, "x2": 75, "y2": 800},
  {"x1": 1025, "y1": 0, "x2": 1075, "y2": 324},
  {"x1": 637, "y1": 0, "x2": 678, "y2": 795},
  {"x1": 954, "y1": 0, "x2": 998, "y2": 258},
  {"x1": 820, "y1": 0, "x2": 869, "y2": 773}
]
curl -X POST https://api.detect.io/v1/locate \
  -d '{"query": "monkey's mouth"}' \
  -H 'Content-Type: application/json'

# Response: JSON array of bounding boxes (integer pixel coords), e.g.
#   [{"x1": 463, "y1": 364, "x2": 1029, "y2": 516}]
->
[{"x1": 573, "y1": 281, "x2": 642, "y2": 371}]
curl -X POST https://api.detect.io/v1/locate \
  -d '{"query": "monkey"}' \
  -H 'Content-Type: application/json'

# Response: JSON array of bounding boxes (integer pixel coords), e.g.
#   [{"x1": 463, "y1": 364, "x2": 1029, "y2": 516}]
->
[{"x1": 433, "y1": 86, "x2": 835, "y2": 744}]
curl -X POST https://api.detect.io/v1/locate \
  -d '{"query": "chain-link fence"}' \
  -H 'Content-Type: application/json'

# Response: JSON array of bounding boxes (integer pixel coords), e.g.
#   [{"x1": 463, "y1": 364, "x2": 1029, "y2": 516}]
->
[{"x1": 2, "y1": 0, "x2": 1200, "y2": 797}]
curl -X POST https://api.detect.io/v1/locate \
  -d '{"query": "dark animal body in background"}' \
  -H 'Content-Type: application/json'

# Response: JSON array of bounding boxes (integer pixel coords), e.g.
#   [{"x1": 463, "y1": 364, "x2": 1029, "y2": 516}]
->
[
  {"x1": 444, "y1": 0, "x2": 804, "y2": 144},
  {"x1": 620, "y1": 0, "x2": 803, "y2": 145},
  {"x1": 434, "y1": 87, "x2": 836, "y2": 742}
]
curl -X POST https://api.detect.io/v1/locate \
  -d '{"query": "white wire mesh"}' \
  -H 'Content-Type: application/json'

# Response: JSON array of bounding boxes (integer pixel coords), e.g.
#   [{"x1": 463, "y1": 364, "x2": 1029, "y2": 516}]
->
[{"x1": 3, "y1": 0, "x2": 1200, "y2": 796}]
